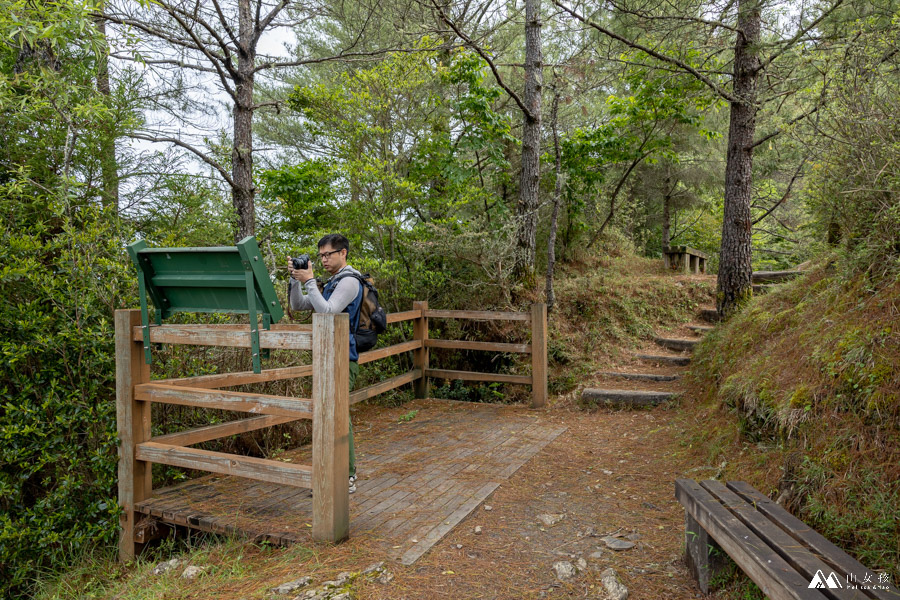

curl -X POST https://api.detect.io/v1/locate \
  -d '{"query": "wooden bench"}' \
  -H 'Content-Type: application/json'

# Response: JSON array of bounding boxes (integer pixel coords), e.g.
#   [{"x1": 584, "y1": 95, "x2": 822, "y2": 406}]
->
[
  {"x1": 675, "y1": 479, "x2": 899, "y2": 600},
  {"x1": 664, "y1": 245, "x2": 708, "y2": 274}
]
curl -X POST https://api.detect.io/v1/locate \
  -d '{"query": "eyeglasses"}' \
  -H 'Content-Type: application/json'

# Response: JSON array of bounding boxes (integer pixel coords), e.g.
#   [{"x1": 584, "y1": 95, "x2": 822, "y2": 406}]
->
[{"x1": 317, "y1": 249, "x2": 342, "y2": 261}]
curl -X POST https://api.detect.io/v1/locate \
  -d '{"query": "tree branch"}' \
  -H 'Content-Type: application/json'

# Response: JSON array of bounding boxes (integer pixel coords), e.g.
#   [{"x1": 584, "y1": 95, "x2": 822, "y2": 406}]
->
[
  {"x1": 130, "y1": 132, "x2": 235, "y2": 188},
  {"x1": 751, "y1": 158, "x2": 806, "y2": 226},
  {"x1": 209, "y1": 0, "x2": 240, "y2": 46},
  {"x1": 749, "y1": 105, "x2": 819, "y2": 150},
  {"x1": 552, "y1": 0, "x2": 738, "y2": 104},
  {"x1": 429, "y1": 0, "x2": 534, "y2": 119},
  {"x1": 253, "y1": 47, "x2": 426, "y2": 73},
  {"x1": 756, "y1": 0, "x2": 845, "y2": 72},
  {"x1": 256, "y1": 0, "x2": 288, "y2": 41},
  {"x1": 158, "y1": 1, "x2": 239, "y2": 78}
]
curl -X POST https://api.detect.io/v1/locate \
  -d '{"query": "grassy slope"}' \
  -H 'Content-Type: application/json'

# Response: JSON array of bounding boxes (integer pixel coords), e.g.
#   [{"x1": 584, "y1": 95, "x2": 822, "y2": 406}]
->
[
  {"x1": 546, "y1": 248, "x2": 715, "y2": 393},
  {"x1": 686, "y1": 258, "x2": 900, "y2": 578}
]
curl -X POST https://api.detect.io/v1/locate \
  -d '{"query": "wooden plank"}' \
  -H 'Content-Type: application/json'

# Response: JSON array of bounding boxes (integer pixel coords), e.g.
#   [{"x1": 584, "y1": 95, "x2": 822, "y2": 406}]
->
[
  {"x1": 358, "y1": 340, "x2": 423, "y2": 365},
  {"x1": 158, "y1": 364, "x2": 313, "y2": 389},
  {"x1": 386, "y1": 309, "x2": 422, "y2": 324},
  {"x1": 135, "y1": 442, "x2": 312, "y2": 488},
  {"x1": 425, "y1": 368, "x2": 531, "y2": 385},
  {"x1": 311, "y1": 313, "x2": 350, "y2": 543},
  {"x1": 133, "y1": 324, "x2": 313, "y2": 350},
  {"x1": 413, "y1": 301, "x2": 429, "y2": 399},
  {"x1": 151, "y1": 415, "x2": 298, "y2": 447},
  {"x1": 400, "y1": 481, "x2": 500, "y2": 565},
  {"x1": 115, "y1": 309, "x2": 152, "y2": 563},
  {"x1": 675, "y1": 479, "x2": 828, "y2": 600},
  {"x1": 702, "y1": 480, "x2": 866, "y2": 600},
  {"x1": 424, "y1": 309, "x2": 529, "y2": 321},
  {"x1": 728, "y1": 482, "x2": 900, "y2": 600},
  {"x1": 531, "y1": 303, "x2": 548, "y2": 408},
  {"x1": 135, "y1": 383, "x2": 313, "y2": 419},
  {"x1": 425, "y1": 339, "x2": 531, "y2": 353},
  {"x1": 350, "y1": 369, "x2": 422, "y2": 405}
]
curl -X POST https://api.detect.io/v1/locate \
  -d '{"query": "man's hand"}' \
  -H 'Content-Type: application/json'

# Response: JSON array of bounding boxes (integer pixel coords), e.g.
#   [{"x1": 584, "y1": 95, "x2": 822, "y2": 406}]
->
[{"x1": 287, "y1": 256, "x2": 315, "y2": 284}]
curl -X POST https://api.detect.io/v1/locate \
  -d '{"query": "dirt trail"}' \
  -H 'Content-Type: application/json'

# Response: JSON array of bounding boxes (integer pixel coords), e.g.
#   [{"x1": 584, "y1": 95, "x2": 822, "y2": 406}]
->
[{"x1": 344, "y1": 316, "x2": 715, "y2": 598}]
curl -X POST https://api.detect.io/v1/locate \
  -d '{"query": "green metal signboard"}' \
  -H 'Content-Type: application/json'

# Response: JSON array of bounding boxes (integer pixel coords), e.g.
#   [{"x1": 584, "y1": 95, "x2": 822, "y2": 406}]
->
[{"x1": 126, "y1": 236, "x2": 284, "y2": 373}]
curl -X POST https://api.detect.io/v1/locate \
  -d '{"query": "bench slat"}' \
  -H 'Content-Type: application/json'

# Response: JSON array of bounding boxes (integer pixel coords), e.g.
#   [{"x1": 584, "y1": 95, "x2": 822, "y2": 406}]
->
[
  {"x1": 676, "y1": 479, "x2": 829, "y2": 600},
  {"x1": 702, "y1": 480, "x2": 868, "y2": 600},
  {"x1": 727, "y1": 482, "x2": 899, "y2": 600}
]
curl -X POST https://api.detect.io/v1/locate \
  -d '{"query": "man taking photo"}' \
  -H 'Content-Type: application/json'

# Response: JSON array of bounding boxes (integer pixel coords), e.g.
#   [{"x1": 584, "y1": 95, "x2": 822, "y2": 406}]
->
[{"x1": 287, "y1": 233, "x2": 362, "y2": 494}]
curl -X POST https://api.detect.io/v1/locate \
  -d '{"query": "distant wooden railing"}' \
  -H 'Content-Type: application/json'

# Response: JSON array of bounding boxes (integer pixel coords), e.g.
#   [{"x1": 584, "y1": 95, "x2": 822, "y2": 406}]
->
[
  {"x1": 416, "y1": 301, "x2": 548, "y2": 408},
  {"x1": 114, "y1": 302, "x2": 547, "y2": 560}
]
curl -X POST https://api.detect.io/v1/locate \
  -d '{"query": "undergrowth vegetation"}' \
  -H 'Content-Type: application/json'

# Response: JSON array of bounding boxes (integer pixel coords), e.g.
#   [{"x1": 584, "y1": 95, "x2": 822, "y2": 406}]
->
[{"x1": 688, "y1": 257, "x2": 900, "y2": 577}]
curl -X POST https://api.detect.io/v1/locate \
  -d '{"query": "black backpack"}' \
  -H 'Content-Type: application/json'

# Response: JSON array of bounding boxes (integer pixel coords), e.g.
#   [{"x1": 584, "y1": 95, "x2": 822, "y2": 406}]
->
[{"x1": 333, "y1": 272, "x2": 387, "y2": 352}]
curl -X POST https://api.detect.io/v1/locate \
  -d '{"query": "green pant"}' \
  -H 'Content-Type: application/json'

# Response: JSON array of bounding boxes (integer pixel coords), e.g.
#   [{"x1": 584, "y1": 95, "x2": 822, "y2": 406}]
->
[{"x1": 348, "y1": 360, "x2": 358, "y2": 477}]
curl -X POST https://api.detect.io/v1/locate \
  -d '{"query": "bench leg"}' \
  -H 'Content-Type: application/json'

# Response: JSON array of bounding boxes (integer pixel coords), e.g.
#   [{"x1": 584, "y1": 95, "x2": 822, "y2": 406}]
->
[{"x1": 684, "y1": 511, "x2": 727, "y2": 594}]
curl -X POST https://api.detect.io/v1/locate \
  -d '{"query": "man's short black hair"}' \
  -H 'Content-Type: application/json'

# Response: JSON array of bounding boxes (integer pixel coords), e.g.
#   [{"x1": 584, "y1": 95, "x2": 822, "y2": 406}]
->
[{"x1": 318, "y1": 233, "x2": 349, "y2": 256}]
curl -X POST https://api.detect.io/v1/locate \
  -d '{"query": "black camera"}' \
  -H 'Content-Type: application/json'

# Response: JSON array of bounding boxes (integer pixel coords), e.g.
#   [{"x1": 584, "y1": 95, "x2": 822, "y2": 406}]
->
[{"x1": 291, "y1": 254, "x2": 310, "y2": 270}]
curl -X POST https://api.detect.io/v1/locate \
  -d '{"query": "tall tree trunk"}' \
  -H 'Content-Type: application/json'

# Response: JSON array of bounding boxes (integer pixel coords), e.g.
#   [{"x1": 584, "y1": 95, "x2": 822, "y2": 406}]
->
[
  {"x1": 545, "y1": 87, "x2": 563, "y2": 313},
  {"x1": 717, "y1": 0, "x2": 760, "y2": 317},
  {"x1": 662, "y1": 177, "x2": 671, "y2": 249},
  {"x1": 95, "y1": 13, "x2": 119, "y2": 212},
  {"x1": 513, "y1": 0, "x2": 542, "y2": 281},
  {"x1": 233, "y1": 0, "x2": 256, "y2": 242}
]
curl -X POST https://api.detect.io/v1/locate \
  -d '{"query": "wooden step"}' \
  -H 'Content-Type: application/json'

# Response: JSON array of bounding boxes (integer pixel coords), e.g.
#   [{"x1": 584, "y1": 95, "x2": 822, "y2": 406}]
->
[
  {"x1": 654, "y1": 337, "x2": 698, "y2": 352},
  {"x1": 699, "y1": 308, "x2": 720, "y2": 323},
  {"x1": 635, "y1": 354, "x2": 691, "y2": 366},
  {"x1": 598, "y1": 372, "x2": 680, "y2": 382},
  {"x1": 751, "y1": 270, "x2": 802, "y2": 284},
  {"x1": 687, "y1": 325, "x2": 714, "y2": 334},
  {"x1": 581, "y1": 389, "x2": 677, "y2": 407}
]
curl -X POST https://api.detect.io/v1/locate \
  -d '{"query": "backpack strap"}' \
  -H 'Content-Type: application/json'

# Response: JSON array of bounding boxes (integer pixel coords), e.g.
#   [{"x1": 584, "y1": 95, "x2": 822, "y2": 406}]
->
[{"x1": 329, "y1": 271, "x2": 366, "y2": 336}]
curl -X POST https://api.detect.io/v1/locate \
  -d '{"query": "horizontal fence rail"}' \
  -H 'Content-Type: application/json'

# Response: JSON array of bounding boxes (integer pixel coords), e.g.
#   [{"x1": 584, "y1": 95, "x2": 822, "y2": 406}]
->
[
  {"x1": 424, "y1": 309, "x2": 530, "y2": 321},
  {"x1": 132, "y1": 324, "x2": 313, "y2": 350}
]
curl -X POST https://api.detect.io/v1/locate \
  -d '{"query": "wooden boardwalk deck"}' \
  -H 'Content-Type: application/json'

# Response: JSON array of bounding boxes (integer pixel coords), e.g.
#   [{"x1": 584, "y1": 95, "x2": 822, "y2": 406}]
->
[{"x1": 135, "y1": 399, "x2": 566, "y2": 565}]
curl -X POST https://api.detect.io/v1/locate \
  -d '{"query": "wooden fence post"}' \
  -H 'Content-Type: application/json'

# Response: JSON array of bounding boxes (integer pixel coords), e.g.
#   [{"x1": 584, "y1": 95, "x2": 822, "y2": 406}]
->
[
  {"x1": 413, "y1": 300, "x2": 429, "y2": 399},
  {"x1": 531, "y1": 303, "x2": 548, "y2": 408},
  {"x1": 116, "y1": 309, "x2": 151, "y2": 562},
  {"x1": 312, "y1": 313, "x2": 350, "y2": 543}
]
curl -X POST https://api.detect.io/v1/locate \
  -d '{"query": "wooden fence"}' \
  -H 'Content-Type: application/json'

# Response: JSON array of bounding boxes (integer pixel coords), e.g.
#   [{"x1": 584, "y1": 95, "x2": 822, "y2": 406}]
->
[{"x1": 115, "y1": 303, "x2": 547, "y2": 561}]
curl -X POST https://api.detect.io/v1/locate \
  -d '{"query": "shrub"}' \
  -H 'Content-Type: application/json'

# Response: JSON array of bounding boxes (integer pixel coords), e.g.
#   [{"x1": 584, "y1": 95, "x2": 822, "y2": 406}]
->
[{"x1": 0, "y1": 197, "x2": 135, "y2": 595}]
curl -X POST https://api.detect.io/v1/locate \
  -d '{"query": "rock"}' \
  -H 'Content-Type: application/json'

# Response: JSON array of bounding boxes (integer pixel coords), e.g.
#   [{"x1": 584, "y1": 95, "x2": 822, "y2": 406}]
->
[
  {"x1": 537, "y1": 513, "x2": 565, "y2": 527},
  {"x1": 362, "y1": 562, "x2": 385, "y2": 576},
  {"x1": 270, "y1": 576, "x2": 313, "y2": 595},
  {"x1": 625, "y1": 532, "x2": 641, "y2": 541},
  {"x1": 335, "y1": 572, "x2": 353, "y2": 585},
  {"x1": 575, "y1": 558, "x2": 588, "y2": 571},
  {"x1": 602, "y1": 470, "x2": 613, "y2": 475},
  {"x1": 374, "y1": 571, "x2": 394, "y2": 585},
  {"x1": 474, "y1": 526, "x2": 483, "y2": 535},
  {"x1": 600, "y1": 568, "x2": 629, "y2": 600},
  {"x1": 456, "y1": 544, "x2": 463, "y2": 549},
  {"x1": 151, "y1": 558, "x2": 180, "y2": 575},
  {"x1": 589, "y1": 550, "x2": 605, "y2": 560},
  {"x1": 552, "y1": 561, "x2": 577, "y2": 581},
  {"x1": 602, "y1": 537, "x2": 636, "y2": 551},
  {"x1": 181, "y1": 566, "x2": 205, "y2": 580},
  {"x1": 484, "y1": 505, "x2": 493, "y2": 511}
]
